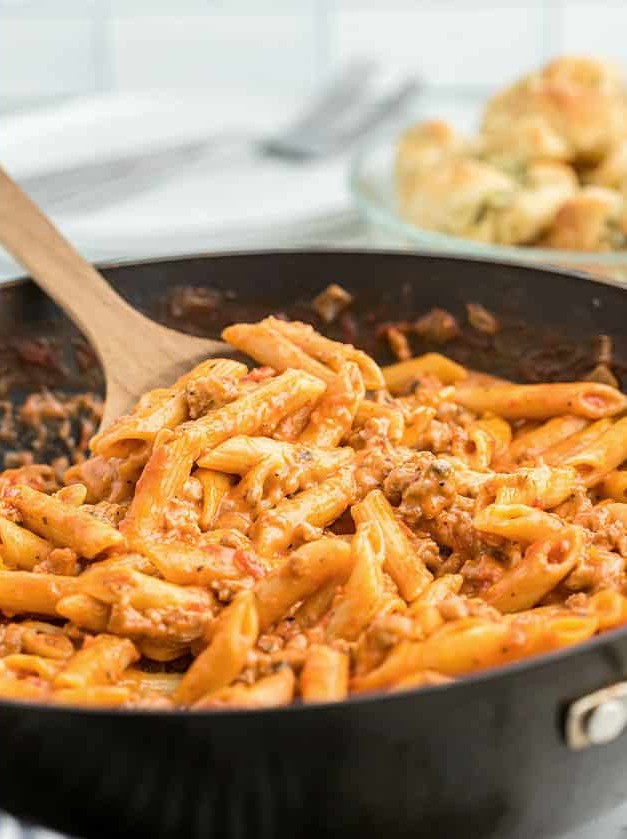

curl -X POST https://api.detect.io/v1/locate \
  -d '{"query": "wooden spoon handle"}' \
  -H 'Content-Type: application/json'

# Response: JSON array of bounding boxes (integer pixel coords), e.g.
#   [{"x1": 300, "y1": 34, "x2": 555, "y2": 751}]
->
[{"x1": 0, "y1": 165, "x2": 151, "y2": 361}]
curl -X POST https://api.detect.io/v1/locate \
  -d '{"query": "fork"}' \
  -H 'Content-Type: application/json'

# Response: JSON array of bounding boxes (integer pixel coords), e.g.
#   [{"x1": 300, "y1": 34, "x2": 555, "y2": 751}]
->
[{"x1": 19, "y1": 62, "x2": 419, "y2": 214}]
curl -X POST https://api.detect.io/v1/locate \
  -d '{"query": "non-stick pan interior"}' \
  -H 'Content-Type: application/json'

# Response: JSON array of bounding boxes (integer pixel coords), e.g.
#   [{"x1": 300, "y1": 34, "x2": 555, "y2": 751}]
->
[{"x1": 2, "y1": 250, "x2": 626, "y2": 467}]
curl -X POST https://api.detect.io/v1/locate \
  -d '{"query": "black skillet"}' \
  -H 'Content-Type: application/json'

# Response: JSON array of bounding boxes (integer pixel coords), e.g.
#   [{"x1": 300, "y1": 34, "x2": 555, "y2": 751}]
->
[{"x1": 2, "y1": 250, "x2": 627, "y2": 839}]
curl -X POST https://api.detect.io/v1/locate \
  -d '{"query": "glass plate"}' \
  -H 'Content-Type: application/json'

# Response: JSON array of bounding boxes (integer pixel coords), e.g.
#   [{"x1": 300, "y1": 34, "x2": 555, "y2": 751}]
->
[{"x1": 349, "y1": 135, "x2": 627, "y2": 284}]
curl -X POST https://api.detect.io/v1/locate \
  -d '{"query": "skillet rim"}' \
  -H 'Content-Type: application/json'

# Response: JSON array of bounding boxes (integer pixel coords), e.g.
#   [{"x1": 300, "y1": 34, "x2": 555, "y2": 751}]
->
[
  {"x1": 2, "y1": 246, "x2": 627, "y2": 718},
  {"x1": 2, "y1": 244, "x2": 627, "y2": 290}
]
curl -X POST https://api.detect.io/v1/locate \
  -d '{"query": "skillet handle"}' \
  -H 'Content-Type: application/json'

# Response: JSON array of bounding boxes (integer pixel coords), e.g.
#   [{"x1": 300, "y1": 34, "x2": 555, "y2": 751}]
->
[{"x1": 565, "y1": 680, "x2": 627, "y2": 750}]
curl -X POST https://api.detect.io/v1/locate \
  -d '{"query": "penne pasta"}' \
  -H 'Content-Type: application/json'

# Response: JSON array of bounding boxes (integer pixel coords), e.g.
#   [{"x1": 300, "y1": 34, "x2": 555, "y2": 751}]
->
[
  {"x1": 300, "y1": 645, "x2": 349, "y2": 703},
  {"x1": 597, "y1": 470, "x2": 627, "y2": 502},
  {"x1": 91, "y1": 358, "x2": 249, "y2": 459},
  {"x1": 352, "y1": 490, "x2": 433, "y2": 601},
  {"x1": 253, "y1": 467, "x2": 357, "y2": 555},
  {"x1": 20, "y1": 621, "x2": 75, "y2": 660},
  {"x1": 0, "y1": 516, "x2": 53, "y2": 570},
  {"x1": 174, "y1": 590, "x2": 259, "y2": 706},
  {"x1": 505, "y1": 415, "x2": 588, "y2": 466},
  {"x1": 458, "y1": 416, "x2": 512, "y2": 470},
  {"x1": 326, "y1": 522, "x2": 386, "y2": 641},
  {"x1": 176, "y1": 358, "x2": 250, "y2": 389},
  {"x1": 383, "y1": 353, "x2": 467, "y2": 394},
  {"x1": 264, "y1": 317, "x2": 385, "y2": 389},
  {"x1": 194, "y1": 666, "x2": 295, "y2": 710},
  {"x1": 254, "y1": 538, "x2": 353, "y2": 631},
  {"x1": 603, "y1": 502, "x2": 627, "y2": 527},
  {"x1": 197, "y1": 436, "x2": 353, "y2": 477},
  {"x1": 4, "y1": 654, "x2": 63, "y2": 681},
  {"x1": 136, "y1": 639, "x2": 189, "y2": 663},
  {"x1": 0, "y1": 570, "x2": 78, "y2": 617},
  {"x1": 198, "y1": 436, "x2": 290, "y2": 473},
  {"x1": 561, "y1": 417, "x2": 627, "y2": 486},
  {"x1": 138, "y1": 539, "x2": 262, "y2": 586},
  {"x1": 400, "y1": 406, "x2": 437, "y2": 448},
  {"x1": 408, "y1": 574, "x2": 463, "y2": 613},
  {"x1": 120, "y1": 668, "x2": 182, "y2": 695},
  {"x1": 56, "y1": 593, "x2": 110, "y2": 633},
  {"x1": 55, "y1": 484, "x2": 88, "y2": 507},
  {"x1": 79, "y1": 562, "x2": 214, "y2": 617},
  {"x1": 351, "y1": 612, "x2": 597, "y2": 692},
  {"x1": 52, "y1": 685, "x2": 132, "y2": 707},
  {"x1": 91, "y1": 389, "x2": 188, "y2": 459},
  {"x1": 54, "y1": 635, "x2": 138, "y2": 690},
  {"x1": 223, "y1": 321, "x2": 335, "y2": 383},
  {"x1": 294, "y1": 577, "x2": 343, "y2": 629},
  {"x1": 477, "y1": 465, "x2": 580, "y2": 510},
  {"x1": 299, "y1": 362, "x2": 365, "y2": 448},
  {"x1": 2, "y1": 314, "x2": 626, "y2": 710},
  {"x1": 195, "y1": 469, "x2": 232, "y2": 530},
  {"x1": 354, "y1": 400, "x2": 405, "y2": 443},
  {"x1": 564, "y1": 545, "x2": 625, "y2": 594},
  {"x1": 388, "y1": 670, "x2": 454, "y2": 692},
  {"x1": 0, "y1": 673, "x2": 50, "y2": 702},
  {"x1": 586, "y1": 589, "x2": 627, "y2": 631},
  {"x1": 482, "y1": 528, "x2": 584, "y2": 612},
  {"x1": 473, "y1": 504, "x2": 564, "y2": 543},
  {"x1": 542, "y1": 418, "x2": 614, "y2": 466},
  {"x1": 123, "y1": 369, "x2": 326, "y2": 539},
  {"x1": 452, "y1": 382, "x2": 627, "y2": 420},
  {"x1": 65, "y1": 446, "x2": 150, "y2": 505},
  {"x1": 7, "y1": 485, "x2": 124, "y2": 559}
]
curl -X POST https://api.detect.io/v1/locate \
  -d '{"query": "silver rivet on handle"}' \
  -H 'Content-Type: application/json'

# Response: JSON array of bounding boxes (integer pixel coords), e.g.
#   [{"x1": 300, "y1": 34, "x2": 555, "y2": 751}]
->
[
  {"x1": 585, "y1": 700, "x2": 627, "y2": 746},
  {"x1": 565, "y1": 682, "x2": 627, "y2": 750}
]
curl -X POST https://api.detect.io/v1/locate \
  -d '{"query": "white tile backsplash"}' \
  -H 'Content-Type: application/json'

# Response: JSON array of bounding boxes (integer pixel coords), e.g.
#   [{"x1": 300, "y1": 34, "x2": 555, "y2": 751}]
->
[
  {"x1": 0, "y1": 0, "x2": 100, "y2": 17},
  {"x1": 331, "y1": 2, "x2": 547, "y2": 91},
  {"x1": 1, "y1": 0, "x2": 627, "y2": 110},
  {"x1": 107, "y1": 0, "x2": 317, "y2": 14},
  {"x1": 110, "y1": 12, "x2": 318, "y2": 93},
  {"x1": 0, "y1": 16, "x2": 98, "y2": 98},
  {"x1": 557, "y1": 1, "x2": 627, "y2": 64}
]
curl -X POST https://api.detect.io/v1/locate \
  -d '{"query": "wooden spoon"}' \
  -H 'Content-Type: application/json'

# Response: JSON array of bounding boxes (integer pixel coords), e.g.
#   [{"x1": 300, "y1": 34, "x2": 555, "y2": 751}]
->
[{"x1": 0, "y1": 165, "x2": 230, "y2": 429}]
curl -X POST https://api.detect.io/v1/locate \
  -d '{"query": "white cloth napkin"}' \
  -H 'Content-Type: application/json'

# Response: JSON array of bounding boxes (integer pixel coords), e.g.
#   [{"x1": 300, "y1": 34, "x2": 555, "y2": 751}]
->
[{"x1": 0, "y1": 88, "x2": 357, "y2": 279}]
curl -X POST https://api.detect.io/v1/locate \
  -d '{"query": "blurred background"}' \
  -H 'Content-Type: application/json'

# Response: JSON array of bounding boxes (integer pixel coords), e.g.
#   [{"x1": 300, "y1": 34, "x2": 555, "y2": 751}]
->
[
  {"x1": 0, "y1": 0, "x2": 625, "y2": 279},
  {"x1": 0, "y1": 0, "x2": 621, "y2": 117}
]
